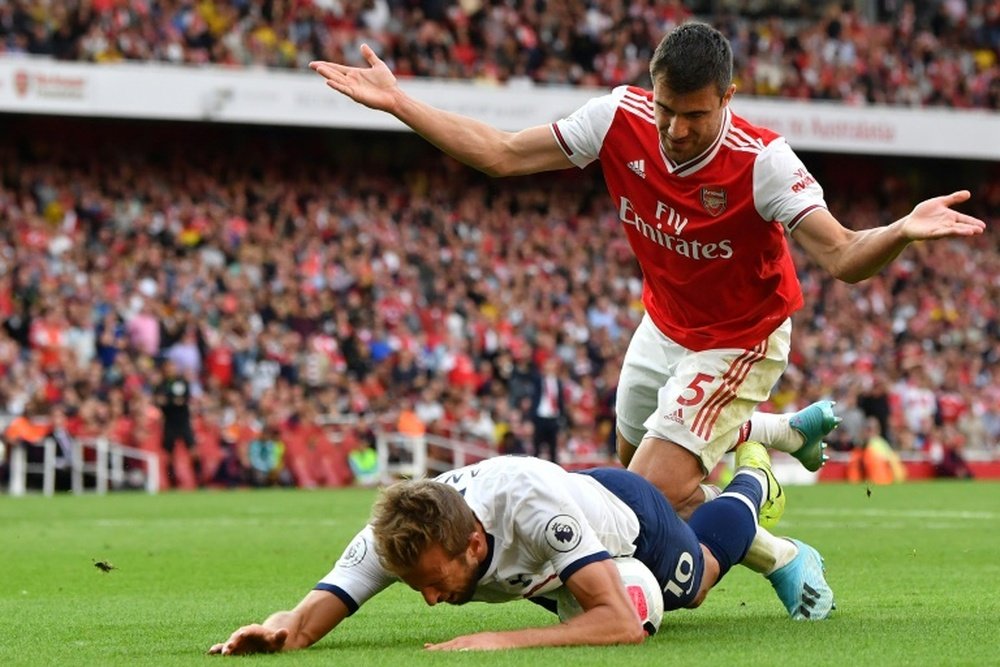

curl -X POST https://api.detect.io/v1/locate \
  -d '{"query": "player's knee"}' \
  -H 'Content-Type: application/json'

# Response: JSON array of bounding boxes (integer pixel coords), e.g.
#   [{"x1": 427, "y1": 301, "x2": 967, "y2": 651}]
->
[
  {"x1": 683, "y1": 546, "x2": 718, "y2": 609},
  {"x1": 653, "y1": 475, "x2": 703, "y2": 518},
  {"x1": 632, "y1": 466, "x2": 700, "y2": 513},
  {"x1": 627, "y1": 436, "x2": 705, "y2": 515},
  {"x1": 685, "y1": 592, "x2": 707, "y2": 609},
  {"x1": 671, "y1": 487, "x2": 705, "y2": 520}
]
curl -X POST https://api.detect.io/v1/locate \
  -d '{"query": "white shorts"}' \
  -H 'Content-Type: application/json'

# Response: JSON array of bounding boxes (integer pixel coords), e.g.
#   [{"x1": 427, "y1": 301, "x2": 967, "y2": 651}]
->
[{"x1": 615, "y1": 314, "x2": 791, "y2": 473}]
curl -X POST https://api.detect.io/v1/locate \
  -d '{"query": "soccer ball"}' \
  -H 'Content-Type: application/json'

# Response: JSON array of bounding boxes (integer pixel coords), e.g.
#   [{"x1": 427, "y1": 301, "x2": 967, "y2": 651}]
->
[{"x1": 555, "y1": 556, "x2": 664, "y2": 636}]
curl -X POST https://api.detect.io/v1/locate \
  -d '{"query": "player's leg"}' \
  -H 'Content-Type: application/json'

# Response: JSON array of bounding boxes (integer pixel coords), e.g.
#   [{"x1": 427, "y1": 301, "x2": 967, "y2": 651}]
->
[
  {"x1": 614, "y1": 314, "x2": 668, "y2": 470},
  {"x1": 684, "y1": 453, "x2": 767, "y2": 597},
  {"x1": 732, "y1": 442, "x2": 835, "y2": 620},
  {"x1": 623, "y1": 322, "x2": 788, "y2": 518},
  {"x1": 723, "y1": 320, "x2": 841, "y2": 471},
  {"x1": 619, "y1": 434, "x2": 721, "y2": 511},
  {"x1": 627, "y1": 437, "x2": 707, "y2": 519},
  {"x1": 709, "y1": 448, "x2": 834, "y2": 619},
  {"x1": 690, "y1": 442, "x2": 834, "y2": 620},
  {"x1": 735, "y1": 441, "x2": 785, "y2": 529},
  {"x1": 582, "y1": 465, "x2": 765, "y2": 614},
  {"x1": 763, "y1": 537, "x2": 835, "y2": 620},
  {"x1": 616, "y1": 429, "x2": 638, "y2": 468},
  {"x1": 633, "y1": 327, "x2": 834, "y2": 619},
  {"x1": 615, "y1": 316, "x2": 716, "y2": 516},
  {"x1": 741, "y1": 401, "x2": 842, "y2": 472}
]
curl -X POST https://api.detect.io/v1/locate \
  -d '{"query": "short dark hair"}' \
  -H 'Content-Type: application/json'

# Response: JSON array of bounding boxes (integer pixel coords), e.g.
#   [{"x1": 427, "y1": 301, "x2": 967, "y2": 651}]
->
[
  {"x1": 649, "y1": 22, "x2": 733, "y2": 96},
  {"x1": 371, "y1": 479, "x2": 476, "y2": 575}
]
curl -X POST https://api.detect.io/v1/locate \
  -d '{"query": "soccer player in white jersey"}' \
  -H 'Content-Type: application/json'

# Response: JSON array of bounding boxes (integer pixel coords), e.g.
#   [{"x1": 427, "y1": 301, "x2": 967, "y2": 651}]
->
[
  {"x1": 211, "y1": 449, "x2": 785, "y2": 653},
  {"x1": 308, "y1": 23, "x2": 985, "y2": 620}
]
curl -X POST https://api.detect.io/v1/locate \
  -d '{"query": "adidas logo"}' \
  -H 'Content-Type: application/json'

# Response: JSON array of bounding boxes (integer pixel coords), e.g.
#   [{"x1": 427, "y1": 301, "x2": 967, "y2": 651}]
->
[
  {"x1": 664, "y1": 408, "x2": 684, "y2": 425},
  {"x1": 798, "y1": 582, "x2": 821, "y2": 619},
  {"x1": 627, "y1": 159, "x2": 646, "y2": 179}
]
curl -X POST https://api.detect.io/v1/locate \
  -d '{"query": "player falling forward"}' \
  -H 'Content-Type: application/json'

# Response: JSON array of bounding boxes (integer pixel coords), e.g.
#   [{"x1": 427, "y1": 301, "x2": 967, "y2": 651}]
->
[
  {"x1": 211, "y1": 449, "x2": 788, "y2": 653},
  {"x1": 309, "y1": 22, "x2": 984, "y2": 620}
]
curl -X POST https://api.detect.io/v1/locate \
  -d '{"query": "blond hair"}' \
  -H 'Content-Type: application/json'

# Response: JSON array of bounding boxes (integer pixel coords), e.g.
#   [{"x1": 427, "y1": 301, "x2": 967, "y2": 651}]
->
[{"x1": 370, "y1": 479, "x2": 476, "y2": 575}]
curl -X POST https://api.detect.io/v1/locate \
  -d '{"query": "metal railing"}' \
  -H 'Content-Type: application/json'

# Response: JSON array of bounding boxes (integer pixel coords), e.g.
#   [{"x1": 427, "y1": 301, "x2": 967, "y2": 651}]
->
[
  {"x1": 5, "y1": 436, "x2": 159, "y2": 496},
  {"x1": 375, "y1": 432, "x2": 498, "y2": 481},
  {"x1": 71, "y1": 437, "x2": 160, "y2": 495}
]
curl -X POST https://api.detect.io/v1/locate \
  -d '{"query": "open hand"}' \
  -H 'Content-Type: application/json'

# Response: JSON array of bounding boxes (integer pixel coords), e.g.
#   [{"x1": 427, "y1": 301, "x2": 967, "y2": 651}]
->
[
  {"x1": 310, "y1": 44, "x2": 399, "y2": 112},
  {"x1": 208, "y1": 625, "x2": 289, "y2": 656},
  {"x1": 901, "y1": 190, "x2": 985, "y2": 241}
]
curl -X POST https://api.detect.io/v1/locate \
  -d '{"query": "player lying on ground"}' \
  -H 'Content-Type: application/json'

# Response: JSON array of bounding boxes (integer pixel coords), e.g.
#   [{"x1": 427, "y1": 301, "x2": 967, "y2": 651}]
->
[{"x1": 210, "y1": 446, "x2": 828, "y2": 653}]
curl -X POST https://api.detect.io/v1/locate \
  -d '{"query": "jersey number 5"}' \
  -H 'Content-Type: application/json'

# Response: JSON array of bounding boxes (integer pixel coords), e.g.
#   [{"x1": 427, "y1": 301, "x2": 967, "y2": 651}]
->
[{"x1": 677, "y1": 373, "x2": 715, "y2": 406}]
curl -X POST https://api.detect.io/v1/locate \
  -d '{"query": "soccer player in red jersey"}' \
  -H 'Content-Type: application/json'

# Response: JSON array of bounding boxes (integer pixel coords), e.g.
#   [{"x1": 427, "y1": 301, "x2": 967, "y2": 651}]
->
[{"x1": 310, "y1": 23, "x2": 985, "y2": 620}]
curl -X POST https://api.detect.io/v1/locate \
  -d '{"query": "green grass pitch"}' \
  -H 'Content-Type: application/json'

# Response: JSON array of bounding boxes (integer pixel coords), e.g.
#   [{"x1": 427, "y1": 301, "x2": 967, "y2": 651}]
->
[{"x1": 2, "y1": 481, "x2": 998, "y2": 666}]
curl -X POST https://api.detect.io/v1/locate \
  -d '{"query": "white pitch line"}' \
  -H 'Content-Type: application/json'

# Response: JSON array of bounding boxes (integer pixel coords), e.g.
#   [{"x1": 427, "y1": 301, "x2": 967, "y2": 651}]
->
[
  {"x1": 779, "y1": 520, "x2": 977, "y2": 530},
  {"x1": 792, "y1": 508, "x2": 997, "y2": 521},
  {"x1": 91, "y1": 517, "x2": 344, "y2": 527}
]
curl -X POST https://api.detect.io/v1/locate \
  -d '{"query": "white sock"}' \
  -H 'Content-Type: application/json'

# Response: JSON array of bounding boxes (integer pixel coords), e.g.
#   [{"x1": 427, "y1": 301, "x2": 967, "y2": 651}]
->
[
  {"x1": 732, "y1": 468, "x2": 768, "y2": 510},
  {"x1": 741, "y1": 526, "x2": 798, "y2": 575},
  {"x1": 700, "y1": 483, "x2": 721, "y2": 503},
  {"x1": 747, "y1": 412, "x2": 804, "y2": 453}
]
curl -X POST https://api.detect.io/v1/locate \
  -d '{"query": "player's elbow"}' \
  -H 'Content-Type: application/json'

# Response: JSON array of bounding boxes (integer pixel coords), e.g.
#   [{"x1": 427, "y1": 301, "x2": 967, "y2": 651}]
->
[
  {"x1": 815, "y1": 250, "x2": 867, "y2": 284},
  {"x1": 601, "y1": 613, "x2": 648, "y2": 645},
  {"x1": 478, "y1": 163, "x2": 510, "y2": 178},
  {"x1": 828, "y1": 264, "x2": 869, "y2": 284},
  {"x1": 477, "y1": 153, "x2": 522, "y2": 178},
  {"x1": 615, "y1": 620, "x2": 648, "y2": 645},
  {"x1": 479, "y1": 134, "x2": 542, "y2": 178},
  {"x1": 576, "y1": 607, "x2": 647, "y2": 645}
]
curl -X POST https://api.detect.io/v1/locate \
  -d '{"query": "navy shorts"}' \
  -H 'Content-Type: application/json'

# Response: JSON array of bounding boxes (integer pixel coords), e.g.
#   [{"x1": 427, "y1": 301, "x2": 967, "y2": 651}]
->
[{"x1": 577, "y1": 468, "x2": 705, "y2": 611}]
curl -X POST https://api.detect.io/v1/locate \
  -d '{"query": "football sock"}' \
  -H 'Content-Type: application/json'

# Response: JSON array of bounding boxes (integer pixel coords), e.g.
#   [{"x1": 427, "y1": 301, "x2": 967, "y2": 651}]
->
[
  {"x1": 746, "y1": 411, "x2": 803, "y2": 453},
  {"x1": 700, "y1": 483, "x2": 721, "y2": 503},
  {"x1": 728, "y1": 468, "x2": 768, "y2": 509},
  {"x1": 741, "y1": 526, "x2": 798, "y2": 574},
  {"x1": 688, "y1": 472, "x2": 763, "y2": 579}
]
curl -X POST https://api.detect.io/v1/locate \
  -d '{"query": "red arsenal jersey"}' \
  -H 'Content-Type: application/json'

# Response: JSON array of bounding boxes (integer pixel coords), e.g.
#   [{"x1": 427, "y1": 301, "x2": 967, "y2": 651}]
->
[{"x1": 551, "y1": 86, "x2": 827, "y2": 351}]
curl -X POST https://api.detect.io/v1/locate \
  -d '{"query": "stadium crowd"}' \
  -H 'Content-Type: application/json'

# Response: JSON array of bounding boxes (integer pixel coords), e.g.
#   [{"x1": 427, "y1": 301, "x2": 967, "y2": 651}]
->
[
  {"x1": 0, "y1": 116, "x2": 998, "y2": 490},
  {"x1": 0, "y1": 0, "x2": 998, "y2": 108}
]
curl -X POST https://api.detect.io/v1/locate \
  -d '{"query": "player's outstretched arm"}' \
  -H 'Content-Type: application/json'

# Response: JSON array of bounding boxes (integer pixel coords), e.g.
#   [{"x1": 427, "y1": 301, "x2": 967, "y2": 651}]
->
[
  {"x1": 310, "y1": 45, "x2": 572, "y2": 178},
  {"x1": 424, "y1": 560, "x2": 645, "y2": 651},
  {"x1": 208, "y1": 590, "x2": 349, "y2": 655},
  {"x1": 793, "y1": 190, "x2": 986, "y2": 283}
]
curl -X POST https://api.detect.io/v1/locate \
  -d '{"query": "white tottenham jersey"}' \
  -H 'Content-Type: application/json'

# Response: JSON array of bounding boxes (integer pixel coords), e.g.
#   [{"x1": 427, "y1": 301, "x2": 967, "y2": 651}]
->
[{"x1": 316, "y1": 456, "x2": 642, "y2": 610}]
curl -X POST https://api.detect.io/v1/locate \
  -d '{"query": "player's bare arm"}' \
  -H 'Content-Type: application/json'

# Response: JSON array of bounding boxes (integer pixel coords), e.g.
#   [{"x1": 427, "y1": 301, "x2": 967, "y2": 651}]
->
[
  {"x1": 423, "y1": 559, "x2": 645, "y2": 651},
  {"x1": 310, "y1": 45, "x2": 572, "y2": 178},
  {"x1": 209, "y1": 590, "x2": 348, "y2": 655},
  {"x1": 792, "y1": 190, "x2": 985, "y2": 283}
]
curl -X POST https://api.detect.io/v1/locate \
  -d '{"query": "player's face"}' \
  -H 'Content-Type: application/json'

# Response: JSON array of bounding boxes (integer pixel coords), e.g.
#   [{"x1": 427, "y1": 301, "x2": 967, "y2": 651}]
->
[
  {"x1": 652, "y1": 80, "x2": 735, "y2": 164},
  {"x1": 400, "y1": 542, "x2": 479, "y2": 606}
]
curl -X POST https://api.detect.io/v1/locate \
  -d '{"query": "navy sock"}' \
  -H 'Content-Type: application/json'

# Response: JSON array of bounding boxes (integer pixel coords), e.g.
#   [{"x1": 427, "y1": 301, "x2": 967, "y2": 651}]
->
[
  {"x1": 722, "y1": 472, "x2": 764, "y2": 510},
  {"x1": 687, "y1": 473, "x2": 762, "y2": 579}
]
